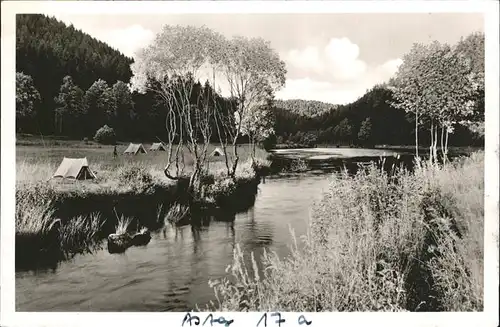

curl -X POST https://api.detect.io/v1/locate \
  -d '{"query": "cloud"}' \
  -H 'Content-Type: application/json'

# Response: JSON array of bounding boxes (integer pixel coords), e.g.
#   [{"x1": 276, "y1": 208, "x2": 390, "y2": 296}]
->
[
  {"x1": 277, "y1": 57, "x2": 403, "y2": 104},
  {"x1": 324, "y1": 37, "x2": 367, "y2": 81},
  {"x1": 286, "y1": 46, "x2": 323, "y2": 73},
  {"x1": 99, "y1": 25, "x2": 155, "y2": 58},
  {"x1": 286, "y1": 37, "x2": 367, "y2": 82}
]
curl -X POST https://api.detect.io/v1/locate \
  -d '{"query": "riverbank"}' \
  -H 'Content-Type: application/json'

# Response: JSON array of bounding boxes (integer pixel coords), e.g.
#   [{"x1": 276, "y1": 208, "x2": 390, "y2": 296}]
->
[
  {"x1": 207, "y1": 151, "x2": 484, "y2": 312},
  {"x1": 15, "y1": 156, "x2": 270, "y2": 271}
]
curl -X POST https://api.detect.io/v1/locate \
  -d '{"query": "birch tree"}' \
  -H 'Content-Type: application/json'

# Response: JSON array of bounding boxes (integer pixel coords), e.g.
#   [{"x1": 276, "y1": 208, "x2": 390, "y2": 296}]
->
[
  {"x1": 218, "y1": 36, "x2": 286, "y2": 176},
  {"x1": 238, "y1": 103, "x2": 276, "y2": 159},
  {"x1": 390, "y1": 39, "x2": 481, "y2": 163},
  {"x1": 130, "y1": 25, "x2": 225, "y2": 195}
]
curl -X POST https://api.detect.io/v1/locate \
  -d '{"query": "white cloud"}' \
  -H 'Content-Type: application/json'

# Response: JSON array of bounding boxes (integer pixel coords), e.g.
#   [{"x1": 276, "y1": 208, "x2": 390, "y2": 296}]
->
[
  {"x1": 286, "y1": 37, "x2": 367, "y2": 82},
  {"x1": 324, "y1": 37, "x2": 367, "y2": 81},
  {"x1": 286, "y1": 46, "x2": 323, "y2": 73},
  {"x1": 99, "y1": 25, "x2": 155, "y2": 58},
  {"x1": 277, "y1": 57, "x2": 403, "y2": 105}
]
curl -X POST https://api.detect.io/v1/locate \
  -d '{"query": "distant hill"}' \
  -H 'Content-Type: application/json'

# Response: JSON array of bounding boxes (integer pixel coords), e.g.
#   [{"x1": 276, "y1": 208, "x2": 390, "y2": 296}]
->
[
  {"x1": 16, "y1": 14, "x2": 134, "y2": 134},
  {"x1": 274, "y1": 99, "x2": 339, "y2": 117}
]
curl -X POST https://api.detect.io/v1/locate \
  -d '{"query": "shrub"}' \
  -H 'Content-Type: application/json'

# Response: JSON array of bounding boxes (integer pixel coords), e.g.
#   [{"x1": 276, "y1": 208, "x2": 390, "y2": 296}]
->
[
  {"x1": 83, "y1": 137, "x2": 89, "y2": 144},
  {"x1": 118, "y1": 165, "x2": 152, "y2": 186},
  {"x1": 93, "y1": 125, "x2": 116, "y2": 145},
  {"x1": 207, "y1": 152, "x2": 484, "y2": 312}
]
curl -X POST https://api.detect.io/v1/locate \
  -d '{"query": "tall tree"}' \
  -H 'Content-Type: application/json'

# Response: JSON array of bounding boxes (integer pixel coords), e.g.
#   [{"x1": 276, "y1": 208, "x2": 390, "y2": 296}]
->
[
  {"x1": 84, "y1": 79, "x2": 116, "y2": 135},
  {"x1": 16, "y1": 14, "x2": 133, "y2": 134},
  {"x1": 333, "y1": 118, "x2": 353, "y2": 145},
  {"x1": 454, "y1": 32, "x2": 485, "y2": 136},
  {"x1": 111, "y1": 80, "x2": 134, "y2": 138},
  {"x1": 54, "y1": 75, "x2": 86, "y2": 136},
  {"x1": 131, "y1": 25, "x2": 225, "y2": 197},
  {"x1": 239, "y1": 103, "x2": 276, "y2": 158},
  {"x1": 391, "y1": 37, "x2": 483, "y2": 162},
  {"x1": 357, "y1": 117, "x2": 372, "y2": 146},
  {"x1": 16, "y1": 72, "x2": 40, "y2": 132},
  {"x1": 218, "y1": 35, "x2": 287, "y2": 175}
]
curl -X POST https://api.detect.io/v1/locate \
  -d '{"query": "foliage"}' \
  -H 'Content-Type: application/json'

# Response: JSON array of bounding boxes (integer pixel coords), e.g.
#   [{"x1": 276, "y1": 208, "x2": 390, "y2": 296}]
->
[
  {"x1": 117, "y1": 165, "x2": 153, "y2": 187},
  {"x1": 239, "y1": 104, "x2": 276, "y2": 156},
  {"x1": 274, "y1": 99, "x2": 338, "y2": 117},
  {"x1": 208, "y1": 152, "x2": 484, "y2": 311},
  {"x1": 16, "y1": 14, "x2": 133, "y2": 135},
  {"x1": 93, "y1": 124, "x2": 116, "y2": 145},
  {"x1": 16, "y1": 72, "x2": 41, "y2": 131},
  {"x1": 84, "y1": 79, "x2": 117, "y2": 133},
  {"x1": 54, "y1": 75, "x2": 86, "y2": 136},
  {"x1": 357, "y1": 117, "x2": 372, "y2": 146},
  {"x1": 390, "y1": 35, "x2": 484, "y2": 160},
  {"x1": 219, "y1": 35, "x2": 287, "y2": 176},
  {"x1": 111, "y1": 80, "x2": 134, "y2": 137},
  {"x1": 333, "y1": 118, "x2": 353, "y2": 144}
]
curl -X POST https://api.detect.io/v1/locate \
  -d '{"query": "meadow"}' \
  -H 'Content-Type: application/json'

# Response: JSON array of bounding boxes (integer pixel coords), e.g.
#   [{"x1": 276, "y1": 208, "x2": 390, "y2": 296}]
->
[{"x1": 206, "y1": 151, "x2": 484, "y2": 312}]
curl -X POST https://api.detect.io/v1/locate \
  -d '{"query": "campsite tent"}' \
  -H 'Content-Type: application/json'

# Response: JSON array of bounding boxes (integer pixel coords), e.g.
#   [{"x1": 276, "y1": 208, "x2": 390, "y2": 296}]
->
[
  {"x1": 210, "y1": 147, "x2": 225, "y2": 157},
  {"x1": 52, "y1": 157, "x2": 96, "y2": 180},
  {"x1": 124, "y1": 143, "x2": 147, "y2": 155},
  {"x1": 149, "y1": 142, "x2": 167, "y2": 151}
]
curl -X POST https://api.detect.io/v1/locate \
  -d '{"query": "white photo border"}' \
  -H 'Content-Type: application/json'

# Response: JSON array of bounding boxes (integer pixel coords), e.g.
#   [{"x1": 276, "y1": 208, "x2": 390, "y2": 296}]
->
[{"x1": 1, "y1": 1, "x2": 498, "y2": 327}]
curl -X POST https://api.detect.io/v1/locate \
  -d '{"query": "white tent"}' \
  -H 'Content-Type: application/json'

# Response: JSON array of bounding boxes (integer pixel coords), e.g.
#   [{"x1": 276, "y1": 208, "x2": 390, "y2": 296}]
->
[
  {"x1": 52, "y1": 157, "x2": 96, "y2": 180},
  {"x1": 210, "y1": 147, "x2": 225, "y2": 157},
  {"x1": 149, "y1": 142, "x2": 167, "y2": 151},
  {"x1": 124, "y1": 143, "x2": 147, "y2": 155}
]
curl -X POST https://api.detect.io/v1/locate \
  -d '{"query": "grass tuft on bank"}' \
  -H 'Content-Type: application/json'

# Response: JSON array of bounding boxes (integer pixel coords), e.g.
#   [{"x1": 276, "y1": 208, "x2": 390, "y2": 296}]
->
[{"x1": 207, "y1": 152, "x2": 484, "y2": 312}]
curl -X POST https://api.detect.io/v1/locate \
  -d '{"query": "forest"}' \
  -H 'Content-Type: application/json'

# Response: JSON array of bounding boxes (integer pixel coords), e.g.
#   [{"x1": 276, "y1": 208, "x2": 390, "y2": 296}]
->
[{"x1": 16, "y1": 14, "x2": 484, "y2": 148}]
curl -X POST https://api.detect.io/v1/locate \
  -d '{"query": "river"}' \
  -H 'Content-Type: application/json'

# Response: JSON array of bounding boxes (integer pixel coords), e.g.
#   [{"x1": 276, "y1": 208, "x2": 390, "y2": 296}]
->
[
  {"x1": 16, "y1": 172, "x2": 331, "y2": 311},
  {"x1": 16, "y1": 146, "x2": 470, "y2": 311}
]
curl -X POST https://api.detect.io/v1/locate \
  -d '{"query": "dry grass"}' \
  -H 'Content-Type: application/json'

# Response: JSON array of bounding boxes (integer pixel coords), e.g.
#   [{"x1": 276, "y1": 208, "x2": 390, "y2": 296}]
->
[
  {"x1": 207, "y1": 152, "x2": 484, "y2": 312},
  {"x1": 115, "y1": 215, "x2": 133, "y2": 235}
]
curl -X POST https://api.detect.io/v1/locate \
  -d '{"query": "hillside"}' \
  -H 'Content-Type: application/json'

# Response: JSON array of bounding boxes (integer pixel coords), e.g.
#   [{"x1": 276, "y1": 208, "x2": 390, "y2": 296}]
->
[
  {"x1": 16, "y1": 14, "x2": 134, "y2": 134},
  {"x1": 274, "y1": 99, "x2": 338, "y2": 117}
]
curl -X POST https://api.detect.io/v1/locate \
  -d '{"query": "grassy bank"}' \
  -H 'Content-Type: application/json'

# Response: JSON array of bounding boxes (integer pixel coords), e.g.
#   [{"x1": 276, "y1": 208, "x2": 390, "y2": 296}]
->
[
  {"x1": 15, "y1": 143, "x2": 271, "y2": 270},
  {"x1": 207, "y1": 151, "x2": 484, "y2": 312}
]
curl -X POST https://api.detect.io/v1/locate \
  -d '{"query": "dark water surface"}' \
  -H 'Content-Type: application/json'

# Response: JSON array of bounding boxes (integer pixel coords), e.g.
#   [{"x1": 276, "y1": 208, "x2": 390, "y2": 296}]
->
[{"x1": 16, "y1": 173, "x2": 331, "y2": 311}]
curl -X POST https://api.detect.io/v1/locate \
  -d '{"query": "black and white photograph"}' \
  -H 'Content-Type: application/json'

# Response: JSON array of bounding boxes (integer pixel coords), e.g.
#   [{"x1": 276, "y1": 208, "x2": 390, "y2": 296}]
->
[{"x1": 1, "y1": 1, "x2": 499, "y2": 325}]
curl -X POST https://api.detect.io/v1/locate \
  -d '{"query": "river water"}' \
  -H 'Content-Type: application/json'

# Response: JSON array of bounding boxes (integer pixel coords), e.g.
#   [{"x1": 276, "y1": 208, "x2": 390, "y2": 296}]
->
[
  {"x1": 16, "y1": 172, "x2": 331, "y2": 311},
  {"x1": 17, "y1": 146, "x2": 467, "y2": 311}
]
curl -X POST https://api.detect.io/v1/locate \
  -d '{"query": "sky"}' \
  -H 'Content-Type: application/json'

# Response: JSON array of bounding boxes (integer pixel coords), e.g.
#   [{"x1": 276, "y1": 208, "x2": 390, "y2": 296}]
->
[{"x1": 36, "y1": 12, "x2": 484, "y2": 104}]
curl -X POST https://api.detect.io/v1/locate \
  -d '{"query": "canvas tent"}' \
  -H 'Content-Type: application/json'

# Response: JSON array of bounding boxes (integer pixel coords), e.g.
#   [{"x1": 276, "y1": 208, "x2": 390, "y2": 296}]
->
[
  {"x1": 149, "y1": 142, "x2": 167, "y2": 151},
  {"x1": 210, "y1": 147, "x2": 225, "y2": 157},
  {"x1": 124, "y1": 143, "x2": 147, "y2": 155},
  {"x1": 52, "y1": 157, "x2": 96, "y2": 180}
]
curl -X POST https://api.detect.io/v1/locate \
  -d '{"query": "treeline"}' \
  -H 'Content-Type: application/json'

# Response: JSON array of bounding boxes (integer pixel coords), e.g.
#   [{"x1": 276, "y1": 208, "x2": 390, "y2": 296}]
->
[
  {"x1": 16, "y1": 14, "x2": 133, "y2": 134},
  {"x1": 272, "y1": 84, "x2": 483, "y2": 148},
  {"x1": 15, "y1": 14, "x2": 484, "y2": 149},
  {"x1": 274, "y1": 99, "x2": 338, "y2": 117},
  {"x1": 16, "y1": 14, "x2": 235, "y2": 142}
]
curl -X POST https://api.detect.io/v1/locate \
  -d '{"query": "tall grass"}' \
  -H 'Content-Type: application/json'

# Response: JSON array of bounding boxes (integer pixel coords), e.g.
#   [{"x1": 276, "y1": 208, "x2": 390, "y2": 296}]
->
[{"x1": 207, "y1": 152, "x2": 484, "y2": 312}]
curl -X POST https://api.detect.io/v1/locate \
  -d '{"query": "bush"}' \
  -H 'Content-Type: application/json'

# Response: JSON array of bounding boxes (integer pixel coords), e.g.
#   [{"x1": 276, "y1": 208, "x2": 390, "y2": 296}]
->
[
  {"x1": 118, "y1": 165, "x2": 153, "y2": 191},
  {"x1": 83, "y1": 137, "x2": 89, "y2": 144},
  {"x1": 93, "y1": 125, "x2": 116, "y2": 145}
]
